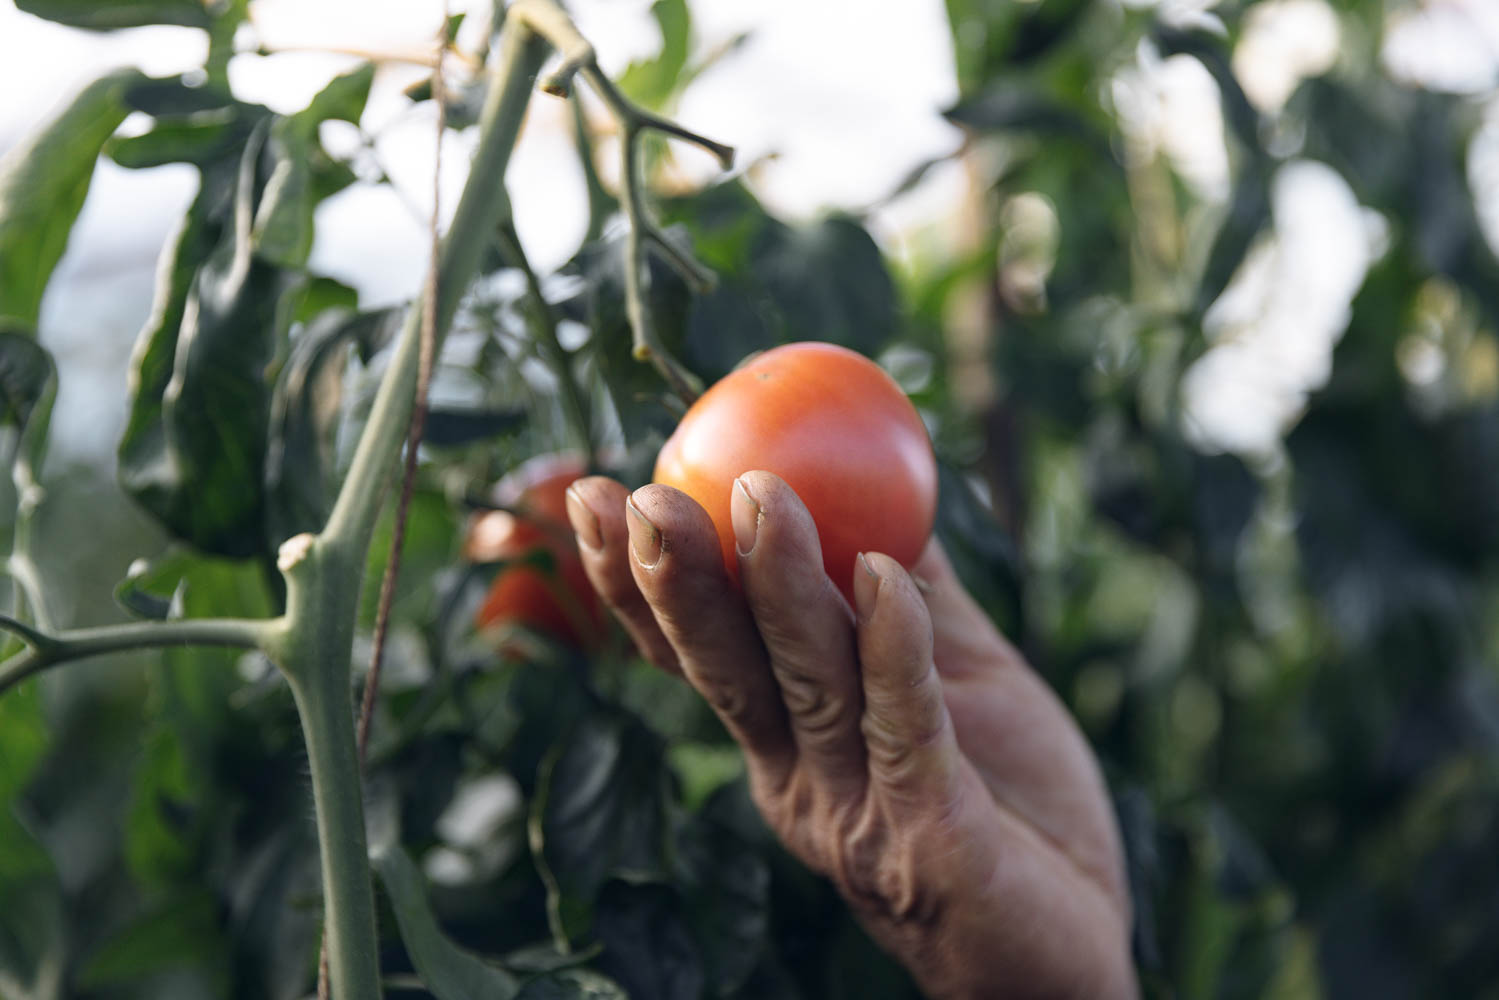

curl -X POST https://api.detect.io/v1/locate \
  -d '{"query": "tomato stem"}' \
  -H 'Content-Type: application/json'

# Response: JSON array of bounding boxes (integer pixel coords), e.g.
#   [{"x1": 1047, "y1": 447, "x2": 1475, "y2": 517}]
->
[
  {"x1": 0, "y1": 615, "x2": 272, "y2": 696},
  {"x1": 509, "y1": 0, "x2": 736, "y2": 405}
]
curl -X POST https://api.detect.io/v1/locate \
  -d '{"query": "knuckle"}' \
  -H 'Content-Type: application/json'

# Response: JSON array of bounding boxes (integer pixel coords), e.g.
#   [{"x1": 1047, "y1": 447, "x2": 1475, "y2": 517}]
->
[
  {"x1": 830, "y1": 805, "x2": 936, "y2": 926},
  {"x1": 861, "y1": 694, "x2": 948, "y2": 787},
  {"x1": 776, "y1": 667, "x2": 852, "y2": 740},
  {"x1": 699, "y1": 677, "x2": 750, "y2": 721}
]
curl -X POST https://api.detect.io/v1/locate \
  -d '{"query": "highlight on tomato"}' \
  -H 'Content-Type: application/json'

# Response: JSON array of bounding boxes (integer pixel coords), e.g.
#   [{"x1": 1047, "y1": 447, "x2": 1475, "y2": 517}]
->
[
  {"x1": 653, "y1": 342, "x2": 938, "y2": 603},
  {"x1": 464, "y1": 452, "x2": 604, "y2": 651}
]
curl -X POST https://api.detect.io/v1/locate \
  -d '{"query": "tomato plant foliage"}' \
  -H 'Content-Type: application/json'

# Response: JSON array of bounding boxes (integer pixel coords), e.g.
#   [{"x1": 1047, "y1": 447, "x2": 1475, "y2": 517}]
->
[{"x1": 2, "y1": 0, "x2": 1499, "y2": 998}]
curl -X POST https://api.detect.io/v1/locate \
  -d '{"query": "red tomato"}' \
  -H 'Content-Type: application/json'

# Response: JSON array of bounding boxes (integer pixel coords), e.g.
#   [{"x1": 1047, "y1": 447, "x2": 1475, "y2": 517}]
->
[
  {"x1": 466, "y1": 453, "x2": 604, "y2": 650},
  {"x1": 653, "y1": 342, "x2": 937, "y2": 603}
]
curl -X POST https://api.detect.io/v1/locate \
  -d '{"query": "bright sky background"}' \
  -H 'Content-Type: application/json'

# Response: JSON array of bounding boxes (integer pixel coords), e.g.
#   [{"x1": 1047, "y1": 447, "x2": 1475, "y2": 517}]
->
[
  {"x1": 2, "y1": 0, "x2": 1498, "y2": 466},
  {"x1": 0, "y1": 0, "x2": 965, "y2": 462}
]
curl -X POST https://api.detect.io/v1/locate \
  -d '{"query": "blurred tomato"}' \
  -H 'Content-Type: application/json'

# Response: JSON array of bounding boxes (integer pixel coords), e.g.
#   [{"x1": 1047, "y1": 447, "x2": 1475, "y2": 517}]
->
[{"x1": 465, "y1": 453, "x2": 604, "y2": 650}]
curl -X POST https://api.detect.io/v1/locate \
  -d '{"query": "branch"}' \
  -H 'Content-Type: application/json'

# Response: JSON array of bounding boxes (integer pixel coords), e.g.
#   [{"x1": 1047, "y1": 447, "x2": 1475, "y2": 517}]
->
[
  {"x1": 509, "y1": 0, "x2": 737, "y2": 404},
  {"x1": 320, "y1": 25, "x2": 550, "y2": 561},
  {"x1": 0, "y1": 615, "x2": 274, "y2": 696}
]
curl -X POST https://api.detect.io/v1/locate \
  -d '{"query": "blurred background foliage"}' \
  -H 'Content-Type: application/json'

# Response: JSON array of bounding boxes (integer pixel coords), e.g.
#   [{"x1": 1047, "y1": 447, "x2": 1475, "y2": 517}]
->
[{"x1": 2, "y1": 0, "x2": 1499, "y2": 998}]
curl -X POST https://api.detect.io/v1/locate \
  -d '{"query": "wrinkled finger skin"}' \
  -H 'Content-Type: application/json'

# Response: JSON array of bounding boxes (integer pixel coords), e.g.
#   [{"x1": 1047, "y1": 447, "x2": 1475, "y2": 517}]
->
[{"x1": 566, "y1": 472, "x2": 1138, "y2": 1000}]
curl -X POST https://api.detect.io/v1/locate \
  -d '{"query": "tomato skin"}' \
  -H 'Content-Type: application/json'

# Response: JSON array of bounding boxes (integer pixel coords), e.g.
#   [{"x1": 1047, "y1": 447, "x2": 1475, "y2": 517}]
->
[
  {"x1": 653, "y1": 342, "x2": 937, "y2": 602},
  {"x1": 466, "y1": 453, "x2": 604, "y2": 650}
]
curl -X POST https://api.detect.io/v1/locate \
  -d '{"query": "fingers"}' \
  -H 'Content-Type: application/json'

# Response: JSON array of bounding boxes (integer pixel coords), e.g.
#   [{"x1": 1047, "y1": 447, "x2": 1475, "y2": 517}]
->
[
  {"x1": 852, "y1": 551, "x2": 962, "y2": 806},
  {"x1": 565, "y1": 477, "x2": 680, "y2": 674},
  {"x1": 733, "y1": 471, "x2": 868, "y2": 799},
  {"x1": 622, "y1": 484, "x2": 796, "y2": 777}
]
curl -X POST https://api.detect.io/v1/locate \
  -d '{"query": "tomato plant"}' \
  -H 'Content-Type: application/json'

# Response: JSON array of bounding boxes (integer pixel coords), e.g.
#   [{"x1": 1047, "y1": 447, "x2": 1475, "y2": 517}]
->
[
  {"x1": 653, "y1": 342, "x2": 937, "y2": 601},
  {"x1": 465, "y1": 453, "x2": 603, "y2": 649}
]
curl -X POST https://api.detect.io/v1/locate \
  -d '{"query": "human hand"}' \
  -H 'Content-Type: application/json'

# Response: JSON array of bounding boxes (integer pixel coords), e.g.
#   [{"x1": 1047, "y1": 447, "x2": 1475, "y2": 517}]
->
[{"x1": 563, "y1": 470, "x2": 1137, "y2": 1000}]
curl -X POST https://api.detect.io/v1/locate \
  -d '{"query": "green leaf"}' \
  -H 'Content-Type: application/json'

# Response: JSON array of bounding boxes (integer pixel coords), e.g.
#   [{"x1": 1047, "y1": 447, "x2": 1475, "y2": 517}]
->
[
  {"x1": 560, "y1": 234, "x2": 692, "y2": 448},
  {"x1": 120, "y1": 549, "x2": 277, "y2": 884},
  {"x1": 117, "y1": 130, "x2": 290, "y2": 557},
  {"x1": 0, "y1": 333, "x2": 59, "y2": 490},
  {"x1": 123, "y1": 74, "x2": 237, "y2": 116},
  {"x1": 266, "y1": 307, "x2": 395, "y2": 545},
  {"x1": 0, "y1": 68, "x2": 145, "y2": 328},
  {"x1": 358, "y1": 489, "x2": 459, "y2": 629},
  {"x1": 618, "y1": 0, "x2": 691, "y2": 110},
  {"x1": 673, "y1": 810, "x2": 768, "y2": 995},
  {"x1": 530, "y1": 709, "x2": 672, "y2": 943},
  {"x1": 289, "y1": 275, "x2": 360, "y2": 324},
  {"x1": 0, "y1": 684, "x2": 64, "y2": 1000},
  {"x1": 14, "y1": 0, "x2": 210, "y2": 30},
  {"x1": 943, "y1": 0, "x2": 1092, "y2": 94},
  {"x1": 656, "y1": 186, "x2": 900, "y2": 380},
  {"x1": 423, "y1": 406, "x2": 528, "y2": 448},
  {"x1": 591, "y1": 882, "x2": 704, "y2": 1000},
  {"x1": 372, "y1": 843, "x2": 521, "y2": 1000},
  {"x1": 944, "y1": 83, "x2": 1112, "y2": 153},
  {"x1": 107, "y1": 109, "x2": 255, "y2": 169},
  {"x1": 0, "y1": 814, "x2": 64, "y2": 1000},
  {"x1": 252, "y1": 63, "x2": 374, "y2": 268},
  {"x1": 75, "y1": 889, "x2": 230, "y2": 990}
]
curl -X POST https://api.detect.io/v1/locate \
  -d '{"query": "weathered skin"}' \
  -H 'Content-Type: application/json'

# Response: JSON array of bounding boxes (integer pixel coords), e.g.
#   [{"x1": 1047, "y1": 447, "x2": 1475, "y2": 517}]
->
[{"x1": 564, "y1": 470, "x2": 1137, "y2": 1000}]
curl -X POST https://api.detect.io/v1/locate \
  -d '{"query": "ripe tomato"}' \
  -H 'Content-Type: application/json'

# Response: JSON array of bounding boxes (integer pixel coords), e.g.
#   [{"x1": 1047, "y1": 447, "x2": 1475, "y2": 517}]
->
[
  {"x1": 653, "y1": 342, "x2": 937, "y2": 603},
  {"x1": 465, "y1": 453, "x2": 604, "y2": 650}
]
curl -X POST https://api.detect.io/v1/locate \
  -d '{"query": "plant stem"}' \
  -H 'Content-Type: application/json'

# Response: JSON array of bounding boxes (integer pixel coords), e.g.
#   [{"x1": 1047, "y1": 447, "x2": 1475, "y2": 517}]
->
[
  {"x1": 509, "y1": 0, "x2": 733, "y2": 404},
  {"x1": 275, "y1": 21, "x2": 551, "y2": 1000},
  {"x1": 288, "y1": 663, "x2": 382, "y2": 1000},
  {"x1": 0, "y1": 616, "x2": 272, "y2": 696},
  {"x1": 322, "y1": 23, "x2": 550, "y2": 562}
]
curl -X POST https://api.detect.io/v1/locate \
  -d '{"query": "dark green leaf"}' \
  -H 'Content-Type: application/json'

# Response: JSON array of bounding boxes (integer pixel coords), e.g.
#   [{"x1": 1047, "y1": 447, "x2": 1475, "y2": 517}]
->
[
  {"x1": 0, "y1": 333, "x2": 58, "y2": 489},
  {"x1": 592, "y1": 881, "x2": 704, "y2": 1000},
  {"x1": 14, "y1": 0, "x2": 210, "y2": 30},
  {"x1": 944, "y1": 0, "x2": 1092, "y2": 93},
  {"x1": 423, "y1": 406, "x2": 529, "y2": 447},
  {"x1": 0, "y1": 68, "x2": 145, "y2": 327},
  {"x1": 944, "y1": 83, "x2": 1112, "y2": 155},
  {"x1": 123, "y1": 74, "x2": 237, "y2": 116},
  {"x1": 656, "y1": 186, "x2": 899, "y2": 381},
  {"x1": 373, "y1": 843, "x2": 521, "y2": 1000},
  {"x1": 107, "y1": 109, "x2": 255, "y2": 169},
  {"x1": 674, "y1": 811, "x2": 769, "y2": 995},
  {"x1": 117, "y1": 129, "x2": 289, "y2": 557},
  {"x1": 266, "y1": 308, "x2": 396, "y2": 544},
  {"x1": 0, "y1": 809, "x2": 64, "y2": 1000},
  {"x1": 531, "y1": 709, "x2": 672, "y2": 942},
  {"x1": 1195, "y1": 175, "x2": 1269, "y2": 318}
]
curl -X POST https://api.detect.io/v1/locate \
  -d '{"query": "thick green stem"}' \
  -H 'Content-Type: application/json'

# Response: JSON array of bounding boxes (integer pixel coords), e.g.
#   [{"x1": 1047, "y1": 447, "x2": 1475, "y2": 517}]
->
[
  {"x1": 289, "y1": 665, "x2": 381, "y2": 1000},
  {"x1": 0, "y1": 616, "x2": 271, "y2": 696},
  {"x1": 275, "y1": 22, "x2": 552, "y2": 1000},
  {"x1": 322, "y1": 24, "x2": 550, "y2": 561}
]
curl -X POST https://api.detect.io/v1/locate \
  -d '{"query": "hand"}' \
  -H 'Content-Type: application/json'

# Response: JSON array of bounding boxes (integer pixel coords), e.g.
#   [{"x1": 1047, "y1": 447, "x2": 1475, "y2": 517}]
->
[{"x1": 564, "y1": 470, "x2": 1137, "y2": 1000}]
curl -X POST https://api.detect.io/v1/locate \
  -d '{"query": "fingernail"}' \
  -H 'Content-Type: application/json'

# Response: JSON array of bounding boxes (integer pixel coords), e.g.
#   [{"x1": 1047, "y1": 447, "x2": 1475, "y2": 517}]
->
[
  {"x1": 854, "y1": 552, "x2": 881, "y2": 621},
  {"x1": 565, "y1": 486, "x2": 602, "y2": 551},
  {"x1": 625, "y1": 494, "x2": 662, "y2": 568},
  {"x1": 732, "y1": 477, "x2": 760, "y2": 557}
]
